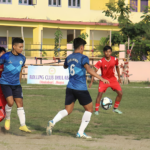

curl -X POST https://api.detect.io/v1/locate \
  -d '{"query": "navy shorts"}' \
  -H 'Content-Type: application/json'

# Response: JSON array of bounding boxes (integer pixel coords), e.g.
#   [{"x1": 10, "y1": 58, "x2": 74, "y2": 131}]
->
[
  {"x1": 1, "y1": 85, "x2": 23, "y2": 99},
  {"x1": 65, "y1": 88, "x2": 92, "y2": 106}
]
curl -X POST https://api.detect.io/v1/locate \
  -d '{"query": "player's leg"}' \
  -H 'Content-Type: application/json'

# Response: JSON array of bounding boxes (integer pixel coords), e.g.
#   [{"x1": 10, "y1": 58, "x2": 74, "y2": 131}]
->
[
  {"x1": 76, "y1": 90, "x2": 93, "y2": 139},
  {"x1": 46, "y1": 88, "x2": 75, "y2": 135},
  {"x1": 14, "y1": 98, "x2": 30, "y2": 132},
  {"x1": 13, "y1": 85, "x2": 31, "y2": 132},
  {"x1": 111, "y1": 80, "x2": 123, "y2": 114},
  {"x1": 113, "y1": 90, "x2": 123, "y2": 114},
  {"x1": 95, "y1": 81, "x2": 108, "y2": 115},
  {"x1": 95, "y1": 92, "x2": 103, "y2": 115},
  {"x1": 1, "y1": 85, "x2": 14, "y2": 130}
]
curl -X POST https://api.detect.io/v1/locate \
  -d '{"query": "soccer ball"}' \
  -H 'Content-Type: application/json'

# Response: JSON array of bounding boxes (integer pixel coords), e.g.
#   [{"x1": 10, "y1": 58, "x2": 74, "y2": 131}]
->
[{"x1": 100, "y1": 97, "x2": 113, "y2": 110}]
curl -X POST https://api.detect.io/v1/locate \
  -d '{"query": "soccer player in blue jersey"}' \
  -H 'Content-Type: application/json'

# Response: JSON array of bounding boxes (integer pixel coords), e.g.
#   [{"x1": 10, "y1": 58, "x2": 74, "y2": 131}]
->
[
  {"x1": 46, "y1": 38, "x2": 109, "y2": 138},
  {"x1": 0, "y1": 38, "x2": 31, "y2": 132}
]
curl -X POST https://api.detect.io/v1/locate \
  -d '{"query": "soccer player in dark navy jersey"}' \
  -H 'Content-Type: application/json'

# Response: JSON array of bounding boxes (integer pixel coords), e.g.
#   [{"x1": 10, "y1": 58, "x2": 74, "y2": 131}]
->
[
  {"x1": 0, "y1": 38, "x2": 31, "y2": 132},
  {"x1": 46, "y1": 37, "x2": 109, "y2": 138}
]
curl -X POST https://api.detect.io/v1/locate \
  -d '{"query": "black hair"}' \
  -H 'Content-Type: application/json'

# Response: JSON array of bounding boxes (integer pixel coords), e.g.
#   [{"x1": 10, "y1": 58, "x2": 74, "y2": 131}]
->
[
  {"x1": 12, "y1": 38, "x2": 24, "y2": 46},
  {"x1": 0, "y1": 47, "x2": 6, "y2": 53},
  {"x1": 73, "y1": 37, "x2": 86, "y2": 50},
  {"x1": 103, "y1": 46, "x2": 112, "y2": 52}
]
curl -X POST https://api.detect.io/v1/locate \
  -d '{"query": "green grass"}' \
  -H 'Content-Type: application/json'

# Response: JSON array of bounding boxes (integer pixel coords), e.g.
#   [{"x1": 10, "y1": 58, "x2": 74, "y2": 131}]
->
[{"x1": 1, "y1": 80, "x2": 150, "y2": 139}]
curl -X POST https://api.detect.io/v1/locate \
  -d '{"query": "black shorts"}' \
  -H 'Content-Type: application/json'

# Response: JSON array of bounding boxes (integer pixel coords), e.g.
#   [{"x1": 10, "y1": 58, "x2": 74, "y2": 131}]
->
[
  {"x1": 65, "y1": 88, "x2": 92, "y2": 106},
  {"x1": 1, "y1": 85, "x2": 23, "y2": 99}
]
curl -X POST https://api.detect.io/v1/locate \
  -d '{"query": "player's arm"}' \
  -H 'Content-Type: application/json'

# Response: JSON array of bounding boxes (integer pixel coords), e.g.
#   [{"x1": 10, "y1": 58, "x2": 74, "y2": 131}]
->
[
  {"x1": 19, "y1": 68, "x2": 23, "y2": 83},
  {"x1": 0, "y1": 68, "x2": 3, "y2": 72},
  {"x1": 115, "y1": 58, "x2": 121, "y2": 83},
  {"x1": 84, "y1": 64, "x2": 109, "y2": 84},
  {"x1": 88, "y1": 67, "x2": 98, "y2": 88},
  {"x1": 64, "y1": 58, "x2": 68, "y2": 69},
  {"x1": 64, "y1": 65, "x2": 68, "y2": 69},
  {"x1": 116, "y1": 66, "x2": 121, "y2": 83}
]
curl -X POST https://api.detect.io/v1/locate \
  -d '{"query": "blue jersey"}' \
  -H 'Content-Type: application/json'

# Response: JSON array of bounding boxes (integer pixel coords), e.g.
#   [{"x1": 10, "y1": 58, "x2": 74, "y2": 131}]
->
[
  {"x1": 64, "y1": 53, "x2": 89, "y2": 91},
  {"x1": 0, "y1": 52, "x2": 26, "y2": 85}
]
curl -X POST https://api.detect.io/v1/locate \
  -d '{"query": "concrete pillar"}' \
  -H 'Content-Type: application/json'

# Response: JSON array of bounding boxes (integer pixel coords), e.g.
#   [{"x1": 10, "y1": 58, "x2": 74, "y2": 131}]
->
[
  {"x1": 32, "y1": 25, "x2": 43, "y2": 57},
  {"x1": 80, "y1": 28, "x2": 90, "y2": 55}
]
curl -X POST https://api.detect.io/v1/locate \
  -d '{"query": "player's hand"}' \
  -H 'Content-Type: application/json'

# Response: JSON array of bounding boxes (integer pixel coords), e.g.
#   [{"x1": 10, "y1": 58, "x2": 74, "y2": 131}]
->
[
  {"x1": 101, "y1": 78, "x2": 109, "y2": 84},
  {"x1": 94, "y1": 111, "x2": 99, "y2": 115},
  {"x1": 118, "y1": 78, "x2": 122, "y2": 84},
  {"x1": 88, "y1": 83, "x2": 92, "y2": 88}
]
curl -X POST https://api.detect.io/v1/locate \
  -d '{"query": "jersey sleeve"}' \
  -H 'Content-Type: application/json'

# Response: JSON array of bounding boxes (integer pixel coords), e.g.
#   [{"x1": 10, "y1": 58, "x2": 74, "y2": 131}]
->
[
  {"x1": 82, "y1": 56, "x2": 89, "y2": 66},
  {"x1": 115, "y1": 58, "x2": 119, "y2": 66},
  {"x1": 64, "y1": 58, "x2": 68, "y2": 67},
  {"x1": 0, "y1": 54, "x2": 6, "y2": 65},
  {"x1": 22, "y1": 57, "x2": 26, "y2": 67},
  {"x1": 94, "y1": 60, "x2": 102, "y2": 70}
]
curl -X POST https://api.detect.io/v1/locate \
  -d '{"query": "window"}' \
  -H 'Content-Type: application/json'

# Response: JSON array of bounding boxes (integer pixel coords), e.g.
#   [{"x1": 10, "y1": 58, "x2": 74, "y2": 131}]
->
[
  {"x1": 68, "y1": 0, "x2": 80, "y2": 8},
  {"x1": 130, "y1": 0, "x2": 137, "y2": 12},
  {"x1": 19, "y1": 0, "x2": 34, "y2": 5},
  {"x1": 0, "y1": 0, "x2": 11, "y2": 4},
  {"x1": 49, "y1": 0, "x2": 61, "y2": 7},
  {"x1": 141, "y1": 0, "x2": 148, "y2": 12}
]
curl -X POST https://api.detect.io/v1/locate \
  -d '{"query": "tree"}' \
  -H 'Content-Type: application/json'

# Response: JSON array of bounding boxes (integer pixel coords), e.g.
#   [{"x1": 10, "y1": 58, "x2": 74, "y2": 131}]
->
[
  {"x1": 103, "y1": 0, "x2": 132, "y2": 26},
  {"x1": 54, "y1": 29, "x2": 63, "y2": 57}
]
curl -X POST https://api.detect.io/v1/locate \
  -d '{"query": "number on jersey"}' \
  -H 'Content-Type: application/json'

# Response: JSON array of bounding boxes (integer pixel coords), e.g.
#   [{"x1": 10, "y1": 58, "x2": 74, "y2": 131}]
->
[{"x1": 70, "y1": 64, "x2": 75, "y2": 76}]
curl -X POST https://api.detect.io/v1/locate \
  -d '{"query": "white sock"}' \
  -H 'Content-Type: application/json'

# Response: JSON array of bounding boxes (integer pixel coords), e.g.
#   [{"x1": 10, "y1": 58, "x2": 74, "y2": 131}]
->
[
  {"x1": 78, "y1": 111, "x2": 92, "y2": 135},
  {"x1": 5, "y1": 104, "x2": 12, "y2": 120},
  {"x1": 52, "y1": 109, "x2": 68, "y2": 125},
  {"x1": 17, "y1": 107, "x2": 25, "y2": 126}
]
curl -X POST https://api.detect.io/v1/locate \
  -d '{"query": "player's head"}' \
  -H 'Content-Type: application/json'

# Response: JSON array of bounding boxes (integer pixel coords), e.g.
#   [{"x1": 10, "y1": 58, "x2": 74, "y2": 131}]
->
[
  {"x1": 0, "y1": 47, "x2": 6, "y2": 57},
  {"x1": 103, "y1": 46, "x2": 112, "y2": 58},
  {"x1": 73, "y1": 37, "x2": 86, "y2": 53},
  {"x1": 12, "y1": 38, "x2": 24, "y2": 54}
]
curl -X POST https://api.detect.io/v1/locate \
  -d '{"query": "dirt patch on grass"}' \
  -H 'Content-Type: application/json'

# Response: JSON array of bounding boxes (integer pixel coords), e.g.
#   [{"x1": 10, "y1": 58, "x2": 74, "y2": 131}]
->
[{"x1": 0, "y1": 133, "x2": 149, "y2": 150}]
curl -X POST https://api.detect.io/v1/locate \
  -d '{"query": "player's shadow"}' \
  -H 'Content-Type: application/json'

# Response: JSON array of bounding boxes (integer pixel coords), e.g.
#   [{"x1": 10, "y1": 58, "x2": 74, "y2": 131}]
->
[
  {"x1": 26, "y1": 123, "x2": 46, "y2": 135},
  {"x1": 73, "y1": 108, "x2": 84, "y2": 113},
  {"x1": 0, "y1": 126, "x2": 26, "y2": 136}
]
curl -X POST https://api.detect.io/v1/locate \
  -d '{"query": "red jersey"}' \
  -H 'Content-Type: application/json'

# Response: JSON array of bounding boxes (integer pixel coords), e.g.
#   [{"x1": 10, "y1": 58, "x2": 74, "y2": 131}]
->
[
  {"x1": 0, "y1": 64, "x2": 4, "y2": 78},
  {"x1": 94, "y1": 56, "x2": 118, "y2": 79}
]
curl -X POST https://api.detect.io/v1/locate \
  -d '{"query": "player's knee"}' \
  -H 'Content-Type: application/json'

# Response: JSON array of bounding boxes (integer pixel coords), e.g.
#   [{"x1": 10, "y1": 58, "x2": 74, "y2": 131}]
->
[
  {"x1": 16, "y1": 101, "x2": 23, "y2": 108},
  {"x1": 87, "y1": 108, "x2": 93, "y2": 113},
  {"x1": 118, "y1": 91, "x2": 123, "y2": 97},
  {"x1": 7, "y1": 101, "x2": 14, "y2": 107}
]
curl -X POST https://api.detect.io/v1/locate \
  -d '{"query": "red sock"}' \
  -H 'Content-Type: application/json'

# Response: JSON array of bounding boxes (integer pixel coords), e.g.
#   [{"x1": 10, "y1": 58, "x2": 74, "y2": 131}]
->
[
  {"x1": 114, "y1": 101, "x2": 120, "y2": 109},
  {"x1": 95, "y1": 103, "x2": 100, "y2": 111}
]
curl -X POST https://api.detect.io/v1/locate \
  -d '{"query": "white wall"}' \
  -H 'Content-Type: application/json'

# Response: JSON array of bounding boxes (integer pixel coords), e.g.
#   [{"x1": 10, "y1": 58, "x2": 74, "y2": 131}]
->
[{"x1": 90, "y1": 30, "x2": 110, "y2": 40}]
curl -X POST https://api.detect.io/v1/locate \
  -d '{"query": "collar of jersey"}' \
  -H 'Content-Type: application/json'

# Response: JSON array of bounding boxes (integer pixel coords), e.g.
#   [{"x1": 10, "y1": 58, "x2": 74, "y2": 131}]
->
[{"x1": 105, "y1": 57, "x2": 111, "y2": 62}]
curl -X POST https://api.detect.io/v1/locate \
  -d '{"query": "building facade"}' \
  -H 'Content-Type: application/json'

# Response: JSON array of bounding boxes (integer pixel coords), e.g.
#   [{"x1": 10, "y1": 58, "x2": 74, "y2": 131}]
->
[{"x1": 0, "y1": 0, "x2": 149, "y2": 56}]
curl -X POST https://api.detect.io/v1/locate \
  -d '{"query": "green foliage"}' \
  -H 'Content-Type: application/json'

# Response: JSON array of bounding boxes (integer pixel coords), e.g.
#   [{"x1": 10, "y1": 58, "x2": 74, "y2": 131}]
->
[
  {"x1": 54, "y1": 29, "x2": 63, "y2": 56},
  {"x1": 103, "y1": 0, "x2": 132, "y2": 24},
  {"x1": 70, "y1": 32, "x2": 88, "y2": 44},
  {"x1": 140, "y1": 6, "x2": 150, "y2": 23},
  {"x1": 78, "y1": 32, "x2": 88, "y2": 41},
  {"x1": 95, "y1": 37, "x2": 120, "y2": 58},
  {"x1": 42, "y1": 51, "x2": 47, "y2": 57}
]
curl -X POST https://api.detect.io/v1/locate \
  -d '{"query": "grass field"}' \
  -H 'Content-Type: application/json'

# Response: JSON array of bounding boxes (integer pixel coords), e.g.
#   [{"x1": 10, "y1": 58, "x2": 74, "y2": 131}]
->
[{"x1": 0, "y1": 81, "x2": 150, "y2": 140}]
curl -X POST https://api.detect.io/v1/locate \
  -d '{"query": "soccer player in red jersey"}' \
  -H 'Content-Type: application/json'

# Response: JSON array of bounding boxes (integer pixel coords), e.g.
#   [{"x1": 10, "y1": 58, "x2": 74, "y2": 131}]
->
[
  {"x1": 0, "y1": 47, "x2": 7, "y2": 122},
  {"x1": 89, "y1": 46, "x2": 123, "y2": 115}
]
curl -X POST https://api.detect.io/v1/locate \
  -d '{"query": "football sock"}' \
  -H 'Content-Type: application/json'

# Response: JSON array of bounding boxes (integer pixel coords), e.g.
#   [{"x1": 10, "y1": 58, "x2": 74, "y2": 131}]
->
[
  {"x1": 5, "y1": 104, "x2": 12, "y2": 120},
  {"x1": 17, "y1": 107, "x2": 25, "y2": 126},
  {"x1": 95, "y1": 103, "x2": 100, "y2": 111},
  {"x1": 78, "y1": 111, "x2": 92, "y2": 135},
  {"x1": 52, "y1": 109, "x2": 68, "y2": 125},
  {"x1": 114, "y1": 101, "x2": 120, "y2": 109}
]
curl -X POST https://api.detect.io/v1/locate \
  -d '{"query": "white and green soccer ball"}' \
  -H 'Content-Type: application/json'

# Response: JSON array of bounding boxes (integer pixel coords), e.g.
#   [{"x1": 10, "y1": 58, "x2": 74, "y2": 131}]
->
[{"x1": 100, "y1": 97, "x2": 113, "y2": 110}]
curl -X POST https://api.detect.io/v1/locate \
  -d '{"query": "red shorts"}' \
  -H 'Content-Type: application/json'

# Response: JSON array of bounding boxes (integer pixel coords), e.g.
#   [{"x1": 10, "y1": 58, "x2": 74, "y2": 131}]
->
[
  {"x1": 0, "y1": 86, "x2": 6, "y2": 122},
  {"x1": 99, "y1": 78, "x2": 122, "y2": 93}
]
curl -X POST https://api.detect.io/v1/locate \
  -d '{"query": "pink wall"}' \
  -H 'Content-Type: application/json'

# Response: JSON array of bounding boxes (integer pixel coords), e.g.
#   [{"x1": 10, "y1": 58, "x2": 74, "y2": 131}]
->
[
  {"x1": 23, "y1": 59, "x2": 150, "y2": 82},
  {"x1": 128, "y1": 61, "x2": 150, "y2": 82}
]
